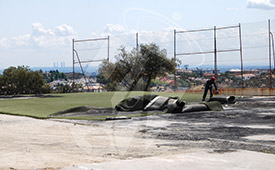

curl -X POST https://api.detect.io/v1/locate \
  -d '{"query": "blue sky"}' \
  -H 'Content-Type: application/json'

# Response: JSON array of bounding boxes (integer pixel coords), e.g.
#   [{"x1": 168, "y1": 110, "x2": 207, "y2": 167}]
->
[{"x1": 0, "y1": 0, "x2": 275, "y2": 69}]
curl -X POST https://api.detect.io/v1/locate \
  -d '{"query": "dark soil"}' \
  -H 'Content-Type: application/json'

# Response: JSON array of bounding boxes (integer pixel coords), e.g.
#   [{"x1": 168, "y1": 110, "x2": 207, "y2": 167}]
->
[
  {"x1": 50, "y1": 106, "x2": 163, "y2": 118},
  {"x1": 0, "y1": 94, "x2": 62, "y2": 99},
  {"x1": 52, "y1": 96, "x2": 275, "y2": 154},
  {"x1": 137, "y1": 97, "x2": 275, "y2": 154}
]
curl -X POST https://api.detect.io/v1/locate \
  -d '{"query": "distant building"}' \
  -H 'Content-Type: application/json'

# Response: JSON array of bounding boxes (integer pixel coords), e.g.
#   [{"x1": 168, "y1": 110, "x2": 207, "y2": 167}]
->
[
  {"x1": 228, "y1": 68, "x2": 270, "y2": 76},
  {"x1": 176, "y1": 69, "x2": 192, "y2": 74},
  {"x1": 239, "y1": 74, "x2": 256, "y2": 80},
  {"x1": 247, "y1": 69, "x2": 269, "y2": 75},
  {"x1": 204, "y1": 72, "x2": 214, "y2": 77},
  {"x1": 49, "y1": 80, "x2": 67, "y2": 89},
  {"x1": 191, "y1": 69, "x2": 220, "y2": 75},
  {"x1": 227, "y1": 69, "x2": 241, "y2": 75},
  {"x1": 82, "y1": 83, "x2": 104, "y2": 92}
]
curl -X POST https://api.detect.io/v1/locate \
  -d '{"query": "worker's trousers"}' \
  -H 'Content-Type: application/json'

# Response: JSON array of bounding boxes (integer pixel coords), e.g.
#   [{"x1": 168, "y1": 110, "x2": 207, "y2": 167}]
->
[{"x1": 202, "y1": 86, "x2": 213, "y2": 101}]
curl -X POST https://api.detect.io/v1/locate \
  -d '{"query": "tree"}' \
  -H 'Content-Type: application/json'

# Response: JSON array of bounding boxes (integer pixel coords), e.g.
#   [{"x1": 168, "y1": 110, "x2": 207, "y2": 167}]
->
[
  {"x1": 139, "y1": 43, "x2": 177, "y2": 91},
  {"x1": 53, "y1": 83, "x2": 73, "y2": 93},
  {"x1": 98, "y1": 43, "x2": 177, "y2": 91},
  {"x1": 45, "y1": 70, "x2": 67, "y2": 83},
  {"x1": 0, "y1": 66, "x2": 46, "y2": 95},
  {"x1": 98, "y1": 59, "x2": 120, "y2": 91}
]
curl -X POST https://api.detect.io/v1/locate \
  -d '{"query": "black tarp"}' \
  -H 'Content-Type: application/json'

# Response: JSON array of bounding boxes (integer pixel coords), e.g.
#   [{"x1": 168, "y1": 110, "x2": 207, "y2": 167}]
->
[
  {"x1": 208, "y1": 96, "x2": 236, "y2": 104},
  {"x1": 115, "y1": 95, "x2": 223, "y2": 113},
  {"x1": 50, "y1": 95, "x2": 226, "y2": 120}
]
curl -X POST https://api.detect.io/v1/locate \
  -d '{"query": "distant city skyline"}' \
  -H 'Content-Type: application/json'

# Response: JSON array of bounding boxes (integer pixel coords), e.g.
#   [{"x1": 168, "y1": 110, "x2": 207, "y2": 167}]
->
[{"x1": 53, "y1": 62, "x2": 66, "y2": 68}]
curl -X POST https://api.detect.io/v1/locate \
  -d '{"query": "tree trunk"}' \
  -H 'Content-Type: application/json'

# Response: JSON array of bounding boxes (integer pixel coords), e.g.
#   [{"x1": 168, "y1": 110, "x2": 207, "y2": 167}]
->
[
  {"x1": 129, "y1": 73, "x2": 142, "y2": 91},
  {"x1": 144, "y1": 74, "x2": 152, "y2": 91}
]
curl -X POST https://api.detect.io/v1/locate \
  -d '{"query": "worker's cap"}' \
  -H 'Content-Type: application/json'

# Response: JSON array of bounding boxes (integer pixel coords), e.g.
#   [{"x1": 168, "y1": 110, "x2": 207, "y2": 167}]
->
[{"x1": 211, "y1": 77, "x2": 216, "y2": 80}]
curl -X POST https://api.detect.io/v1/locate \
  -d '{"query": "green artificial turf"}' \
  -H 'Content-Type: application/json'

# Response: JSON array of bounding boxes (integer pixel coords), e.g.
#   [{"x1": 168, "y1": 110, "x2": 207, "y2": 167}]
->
[{"x1": 0, "y1": 91, "x2": 202, "y2": 119}]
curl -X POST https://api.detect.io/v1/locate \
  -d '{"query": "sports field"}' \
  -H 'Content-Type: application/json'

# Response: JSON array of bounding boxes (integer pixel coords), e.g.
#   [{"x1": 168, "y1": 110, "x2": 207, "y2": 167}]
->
[{"x1": 0, "y1": 91, "x2": 202, "y2": 119}]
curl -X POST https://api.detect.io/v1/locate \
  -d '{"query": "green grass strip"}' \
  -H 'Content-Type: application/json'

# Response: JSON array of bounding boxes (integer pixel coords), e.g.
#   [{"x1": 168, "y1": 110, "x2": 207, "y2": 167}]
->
[{"x1": 0, "y1": 91, "x2": 202, "y2": 119}]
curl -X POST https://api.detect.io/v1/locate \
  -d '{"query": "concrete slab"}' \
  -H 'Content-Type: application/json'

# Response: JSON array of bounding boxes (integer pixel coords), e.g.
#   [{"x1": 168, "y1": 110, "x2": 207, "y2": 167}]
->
[{"x1": 64, "y1": 150, "x2": 275, "y2": 170}]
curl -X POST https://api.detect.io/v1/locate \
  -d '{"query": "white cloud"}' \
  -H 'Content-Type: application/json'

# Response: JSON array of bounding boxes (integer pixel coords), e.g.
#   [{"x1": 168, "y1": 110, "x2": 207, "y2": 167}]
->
[
  {"x1": 0, "y1": 38, "x2": 10, "y2": 48},
  {"x1": 32, "y1": 23, "x2": 54, "y2": 37},
  {"x1": 4, "y1": 23, "x2": 77, "y2": 48},
  {"x1": 103, "y1": 24, "x2": 126, "y2": 34},
  {"x1": 246, "y1": 0, "x2": 275, "y2": 10},
  {"x1": 55, "y1": 24, "x2": 76, "y2": 36},
  {"x1": 11, "y1": 34, "x2": 30, "y2": 47},
  {"x1": 31, "y1": 23, "x2": 77, "y2": 48}
]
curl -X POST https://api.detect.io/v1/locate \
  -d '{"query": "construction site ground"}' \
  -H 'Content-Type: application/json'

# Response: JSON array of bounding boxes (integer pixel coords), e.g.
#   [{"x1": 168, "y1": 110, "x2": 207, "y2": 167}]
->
[{"x1": 1, "y1": 96, "x2": 275, "y2": 170}]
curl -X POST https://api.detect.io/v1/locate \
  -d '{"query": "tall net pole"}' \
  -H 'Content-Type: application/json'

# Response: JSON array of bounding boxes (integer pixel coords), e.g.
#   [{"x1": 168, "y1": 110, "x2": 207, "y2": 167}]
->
[
  {"x1": 107, "y1": 36, "x2": 110, "y2": 62},
  {"x1": 72, "y1": 39, "x2": 75, "y2": 90},
  {"x1": 239, "y1": 23, "x2": 244, "y2": 88},
  {"x1": 174, "y1": 29, "x2": 177, "y2": 91},
  {"x1": 214, "y1": 26, "x2": 217, "y2": 77},
  {"x1": 136, "y1": 33, "x2": 139, "y2": 52},
  {"x1": 72, "y1": 37, "x2": 109, "y2": 91},
  {"x1": 269, "y1": 19, "x2": 272, "y2": 88},
  {"x1": 271, "y1": 32, "x2": 275, "y2": 69}
]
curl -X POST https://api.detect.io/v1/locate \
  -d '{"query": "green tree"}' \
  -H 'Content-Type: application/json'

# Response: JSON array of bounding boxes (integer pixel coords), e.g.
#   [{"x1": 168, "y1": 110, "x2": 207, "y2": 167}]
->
[
  {"x1": 45, "y1": 70, "x2": 67, "y2": 83},
  {"x1": 140, "y1": 43, "x2": 176, "y2": 91},
  {"x1": 53, "y1": 83, "x2": 73, "y2": 93},
  {"x1": 98, "y1": 59, "x2": 120, "y2": 91},
  {"x1": 0, "y1": 66, "x2": 46, "y2": 95},
  {"x1": 98, "y1": 43, "x2": 177, "y2": 91}
]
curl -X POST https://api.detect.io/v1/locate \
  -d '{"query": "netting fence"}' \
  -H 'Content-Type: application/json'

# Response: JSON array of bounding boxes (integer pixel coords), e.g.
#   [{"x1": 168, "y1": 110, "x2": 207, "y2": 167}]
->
[
  {"x1": 173, "y1": 19, "x2": 275, "y2": 90},
  {"x1": 73, "y1": 19, "x2": 275, "y2": 91}
]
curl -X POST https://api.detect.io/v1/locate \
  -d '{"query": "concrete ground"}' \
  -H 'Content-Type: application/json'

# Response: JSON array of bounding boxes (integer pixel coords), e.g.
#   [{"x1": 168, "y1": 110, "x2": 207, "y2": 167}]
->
[
  {"x1": 64, "y1": 150, "x2": 275, "y2": 170},
  {"x1": 0, "y1": 96, "x2": 275, "y2": 169}
]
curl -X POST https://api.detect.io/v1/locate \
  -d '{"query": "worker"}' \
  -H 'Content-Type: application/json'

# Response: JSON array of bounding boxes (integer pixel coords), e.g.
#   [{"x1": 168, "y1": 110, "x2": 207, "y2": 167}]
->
[{"x1": 202, "y1": 76, "x2": 219, "y2": 101}]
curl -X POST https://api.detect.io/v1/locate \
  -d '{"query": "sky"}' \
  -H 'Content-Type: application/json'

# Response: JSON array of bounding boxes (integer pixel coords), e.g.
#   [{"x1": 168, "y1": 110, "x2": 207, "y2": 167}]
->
[{"x1": 0, "y1": 0, "x2": 275, "y2": 69}]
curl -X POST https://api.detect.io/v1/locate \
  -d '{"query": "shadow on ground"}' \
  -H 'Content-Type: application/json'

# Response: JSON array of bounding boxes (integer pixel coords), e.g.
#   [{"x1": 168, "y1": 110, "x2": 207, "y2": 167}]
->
[{"x1": 0, "y1": 94, "x2": 63, "y2": 99}]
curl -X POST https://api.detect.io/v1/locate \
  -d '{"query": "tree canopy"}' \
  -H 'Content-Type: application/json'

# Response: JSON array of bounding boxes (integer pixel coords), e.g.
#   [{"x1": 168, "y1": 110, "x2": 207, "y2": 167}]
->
[
  {"x1": 0, "y1": 66, "x2": 47, "y2": 95},
  {"x1": 98, "y1": 43, "x2": 177, "y2": 91},
  {"x1": 43, "y1": 70, "x2": 67, "y2": 83}
]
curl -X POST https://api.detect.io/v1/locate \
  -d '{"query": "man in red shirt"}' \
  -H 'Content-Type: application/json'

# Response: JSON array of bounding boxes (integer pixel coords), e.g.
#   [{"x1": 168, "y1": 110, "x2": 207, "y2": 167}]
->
[{"x1": 202, "y1": 77, "x2": 219, "y2": 101}]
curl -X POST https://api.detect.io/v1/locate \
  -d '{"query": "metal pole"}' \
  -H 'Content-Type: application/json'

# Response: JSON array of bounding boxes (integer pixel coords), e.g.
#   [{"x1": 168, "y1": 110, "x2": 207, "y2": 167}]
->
[
  {"x1": 74, "y1": 37, "x2": 108, "y2": 42},
  {"x1": 216, "y1": 25, "x2": 239, "y2": 30},
  {"x1": 214, "y1": 26, "x2": 217, "y2": 77},
  {"x1": 72, "y1": 39, "x2": 75, "y2": 92},
  {"x1": 174, "y1": 29, "x2": 177, "y2": 91},
  {"x1": 176, "y1": 28, "x2": 213, "y2": 33},
  {"x1": 269, "y1": 19, "x2": 272, "y2": 88},
  {"x1": 136, "y1": 33, "x2": 139, "y2": 52},
  {"x1": 107, "y1": 36, "x2": 110, "y2": 62},
  {"x1": 239, "y1": 23, "x2": 244, "y2": 88},
  {"x1": 74, "y1": 50, "x2": 90, "y2": 91},
  {"x1": 271, "y1": 32, "x2": 275, "y2": 69}
]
